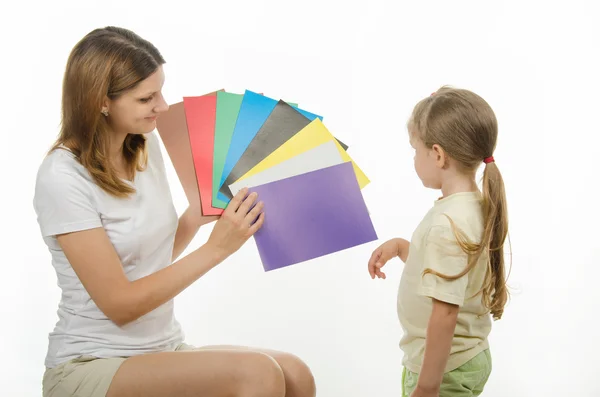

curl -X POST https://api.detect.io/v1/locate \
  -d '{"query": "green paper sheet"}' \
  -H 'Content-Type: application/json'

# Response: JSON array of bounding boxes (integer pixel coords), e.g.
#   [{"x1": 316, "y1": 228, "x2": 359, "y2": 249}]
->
[{"x1": 212, "y1": 92, "x2": 243, "y2": 209}]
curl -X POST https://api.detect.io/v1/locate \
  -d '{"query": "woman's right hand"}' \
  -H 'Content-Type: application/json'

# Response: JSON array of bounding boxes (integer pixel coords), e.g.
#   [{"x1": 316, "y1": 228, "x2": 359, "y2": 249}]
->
[{"x1": 207, "y1": 187, "x2": 265, "y2": 258}]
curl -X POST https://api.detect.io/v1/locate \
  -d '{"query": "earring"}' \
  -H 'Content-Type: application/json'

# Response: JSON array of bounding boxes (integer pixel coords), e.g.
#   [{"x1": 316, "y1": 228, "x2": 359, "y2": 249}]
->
[{"x1": 101, "y1": 109, "x2": 109, "y2": 116}]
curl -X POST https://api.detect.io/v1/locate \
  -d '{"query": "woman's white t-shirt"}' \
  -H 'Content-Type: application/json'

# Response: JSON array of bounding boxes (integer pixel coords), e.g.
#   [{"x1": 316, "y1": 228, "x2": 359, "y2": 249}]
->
[{"x1": 33, "y1": 132, "x2": 184, "y2": 368}]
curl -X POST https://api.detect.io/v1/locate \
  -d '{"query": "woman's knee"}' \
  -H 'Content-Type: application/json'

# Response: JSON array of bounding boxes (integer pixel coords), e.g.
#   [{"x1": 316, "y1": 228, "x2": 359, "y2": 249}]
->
[
  {"x1": 239, "y1": 352, "x2": 286, "y2": 397},
  {"x1": 278, "y1": 353, "x2": 316, "y2": 396}
]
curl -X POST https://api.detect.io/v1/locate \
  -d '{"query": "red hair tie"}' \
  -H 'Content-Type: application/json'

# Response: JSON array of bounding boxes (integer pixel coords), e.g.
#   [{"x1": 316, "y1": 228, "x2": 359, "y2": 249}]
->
[{"x1": 483, "y1": 156, "x2": 494, "y2": 164}]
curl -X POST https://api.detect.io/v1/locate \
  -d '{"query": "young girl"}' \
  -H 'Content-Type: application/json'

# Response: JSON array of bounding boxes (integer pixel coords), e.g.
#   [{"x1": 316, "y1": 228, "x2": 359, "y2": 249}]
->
[{"x1": 368, "y1": 86, "x2": 509, "y2": 397}]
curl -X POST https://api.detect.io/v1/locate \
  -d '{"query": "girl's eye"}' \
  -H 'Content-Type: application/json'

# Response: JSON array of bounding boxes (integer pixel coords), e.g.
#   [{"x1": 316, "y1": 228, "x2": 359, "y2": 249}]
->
[{"x1": 139, "y1": 97, "x2": 152, "y2": 103}]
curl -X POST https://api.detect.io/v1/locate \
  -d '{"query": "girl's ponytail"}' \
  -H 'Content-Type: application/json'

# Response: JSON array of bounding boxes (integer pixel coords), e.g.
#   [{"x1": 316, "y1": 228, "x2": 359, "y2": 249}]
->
[{"x1": 481, "y1": 158, "x2": 510, "y2": 320}]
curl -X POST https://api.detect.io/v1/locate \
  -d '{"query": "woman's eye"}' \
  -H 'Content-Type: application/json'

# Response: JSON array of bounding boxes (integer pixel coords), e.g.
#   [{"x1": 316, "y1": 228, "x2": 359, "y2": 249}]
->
[{"x1": 139, "y1": 97, "x2": 152, "y2": 103}]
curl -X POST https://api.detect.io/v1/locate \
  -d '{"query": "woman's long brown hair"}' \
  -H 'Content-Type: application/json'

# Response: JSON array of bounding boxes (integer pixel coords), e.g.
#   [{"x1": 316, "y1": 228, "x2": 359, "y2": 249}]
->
[{"x1": 50, "y1": 26, "x2": 165, "y2": 198}]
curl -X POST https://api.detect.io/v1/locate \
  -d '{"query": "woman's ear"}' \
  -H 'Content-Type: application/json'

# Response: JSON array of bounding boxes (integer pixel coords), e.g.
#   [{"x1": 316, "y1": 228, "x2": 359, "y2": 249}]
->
[{"x1": 101, "y1": 96, "x2": 110, "y2": 117}]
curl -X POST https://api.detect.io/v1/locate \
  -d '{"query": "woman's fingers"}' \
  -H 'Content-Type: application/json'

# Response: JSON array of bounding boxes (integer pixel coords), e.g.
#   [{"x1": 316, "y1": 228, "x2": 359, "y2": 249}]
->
[
  {"x1": 236, "y1": 191, "x2": 258, "y2": 218},
  {"x1": 248, "y1": 212, "x2": 265, "y2": 236},
  {"x1": 244, "y1": 201, "x2": 264, "y2": 227},
  {"x1": 227, "y1": 187, "x2": 249, "y2": 214}
]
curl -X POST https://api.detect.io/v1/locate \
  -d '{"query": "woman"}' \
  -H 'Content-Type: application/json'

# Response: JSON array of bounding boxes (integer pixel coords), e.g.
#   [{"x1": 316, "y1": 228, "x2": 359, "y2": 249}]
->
[{"x1": 34, "y1": 26, "x2": 316, "y2": 397}]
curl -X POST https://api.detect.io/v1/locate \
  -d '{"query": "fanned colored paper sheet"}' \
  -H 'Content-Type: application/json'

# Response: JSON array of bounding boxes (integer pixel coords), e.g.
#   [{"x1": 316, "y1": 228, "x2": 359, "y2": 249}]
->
[
  {"x1": 155, "y1": 102, "x2": 200, "y2": 209},
  {"x1": 219, "y1": 100, "x2": 321, "y2": 199},
  {"x1": 211, "y1": 92, "x2": 299, "y2": 208},
  {"x1": 236, "y1": 118, "x2": 370, "y2": 189},
  {"x1": 217, "y1": 90, "x2": 321, "y2": 202},
  {"x1": 228, "y1": 140, "x2": 344, "y2": 196},
  {"x1": 183, "y1": 94, "x2": 222, "y2": 216},
  {"x1": 250, "y1": 161, "x2": 378, "y2": 271},
  {"x1": 212, "y1": 92, "x2": 244, "y2": 209},
  {"x1": 335, "y1": 138, "x2": 349, "y2": 151}
]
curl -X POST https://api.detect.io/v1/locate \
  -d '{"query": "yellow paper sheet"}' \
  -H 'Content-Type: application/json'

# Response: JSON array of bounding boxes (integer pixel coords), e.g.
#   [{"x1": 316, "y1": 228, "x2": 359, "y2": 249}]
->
[{"x1": 233, "y1": 118, "x2": 370, "y2": 189}]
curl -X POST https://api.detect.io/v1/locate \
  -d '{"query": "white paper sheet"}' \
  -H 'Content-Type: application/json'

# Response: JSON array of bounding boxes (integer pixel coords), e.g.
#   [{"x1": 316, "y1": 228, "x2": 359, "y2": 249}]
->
[{"x1": 228, "y1": 140, "x2": 345, "y2": 195}]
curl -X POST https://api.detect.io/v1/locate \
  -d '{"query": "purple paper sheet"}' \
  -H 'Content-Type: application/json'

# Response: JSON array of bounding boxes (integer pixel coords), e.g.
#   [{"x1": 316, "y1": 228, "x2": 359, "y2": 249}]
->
[{"x1": 250, "y1": 162, "x2": 377, "y2": 271}]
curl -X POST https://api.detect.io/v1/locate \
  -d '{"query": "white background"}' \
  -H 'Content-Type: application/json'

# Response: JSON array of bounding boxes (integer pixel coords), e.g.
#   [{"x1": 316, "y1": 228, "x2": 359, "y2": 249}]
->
[{"x1": 2, "y1": 0, "x2": 599, "y2": 395}]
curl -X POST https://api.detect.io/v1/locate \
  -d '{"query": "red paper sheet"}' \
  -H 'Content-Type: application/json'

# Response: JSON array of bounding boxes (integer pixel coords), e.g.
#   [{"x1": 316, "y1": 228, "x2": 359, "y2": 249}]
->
[{"x1": 183, "y1": 94, "x2": 223, "y2": 216}]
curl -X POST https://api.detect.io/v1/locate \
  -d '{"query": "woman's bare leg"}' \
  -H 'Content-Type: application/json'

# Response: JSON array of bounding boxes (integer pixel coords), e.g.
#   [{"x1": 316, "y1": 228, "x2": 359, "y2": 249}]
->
[
  {"x1": 198, "y1": 345, "x2": 316, "y2": 397},
  {"x1": 106, "y1": 348, "x2": 286, "y2": 397}
]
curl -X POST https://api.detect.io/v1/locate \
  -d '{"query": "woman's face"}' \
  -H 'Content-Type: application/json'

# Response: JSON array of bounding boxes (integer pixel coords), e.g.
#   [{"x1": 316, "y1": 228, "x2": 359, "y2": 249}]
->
[{"x1": 104, "y1": 65, "x2": 169, "y2": 135}]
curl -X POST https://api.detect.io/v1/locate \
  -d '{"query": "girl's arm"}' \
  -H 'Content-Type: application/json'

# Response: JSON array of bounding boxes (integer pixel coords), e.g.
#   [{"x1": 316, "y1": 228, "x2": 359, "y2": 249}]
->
[
  {"x1": 397, "y1": 238, "x2": 410, "y2": 262},
  {"x1": 414, "y1": 298, "x2": 459, "y2": 395},
  {"x1": 171, "y1": 206, "x2": 219, "y2": 262}
]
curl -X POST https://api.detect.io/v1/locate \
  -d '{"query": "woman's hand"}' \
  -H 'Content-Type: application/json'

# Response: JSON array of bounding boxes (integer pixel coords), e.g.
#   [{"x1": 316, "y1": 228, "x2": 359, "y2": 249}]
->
[{"x1": 206, "y1": 187, "x2": 265, "y2": 259}]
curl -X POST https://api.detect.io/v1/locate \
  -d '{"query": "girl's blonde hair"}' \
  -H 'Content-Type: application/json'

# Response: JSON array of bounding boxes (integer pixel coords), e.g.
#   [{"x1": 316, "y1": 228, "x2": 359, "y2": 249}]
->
[
  {"x1": 50, "y1": 26, "x2": 165, "y2": 198},
  {"x1": 409, "y1": 86, "x2": 510, "y2": 320}
]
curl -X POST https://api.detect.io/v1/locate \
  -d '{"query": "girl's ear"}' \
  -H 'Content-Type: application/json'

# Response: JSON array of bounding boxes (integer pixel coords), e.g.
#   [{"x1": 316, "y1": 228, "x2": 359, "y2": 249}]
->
[{"x1": 431, "y1": 144, "x2": 448, "y2": 169}]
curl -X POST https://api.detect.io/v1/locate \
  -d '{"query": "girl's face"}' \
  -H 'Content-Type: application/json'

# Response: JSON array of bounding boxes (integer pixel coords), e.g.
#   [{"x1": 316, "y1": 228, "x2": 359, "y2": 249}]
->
[{"x1": 409, "y1": 132, "x2": 444, "y2": 190}]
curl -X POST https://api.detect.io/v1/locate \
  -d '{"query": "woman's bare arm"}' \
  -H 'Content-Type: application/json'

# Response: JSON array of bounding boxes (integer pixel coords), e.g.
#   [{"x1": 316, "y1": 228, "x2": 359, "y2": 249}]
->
[
  {"x1": 58, "y1": 188, "x2": 263, "y2": 326},
  {"x1": 171, "y1": 205, "x2": 219, "y2": 262}
]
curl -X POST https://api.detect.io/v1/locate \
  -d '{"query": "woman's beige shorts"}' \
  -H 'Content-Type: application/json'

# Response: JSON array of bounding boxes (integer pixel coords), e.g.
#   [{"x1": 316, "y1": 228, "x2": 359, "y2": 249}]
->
[{"x1": 42, "y1": 343, "x2": 195, "y2": 397}]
